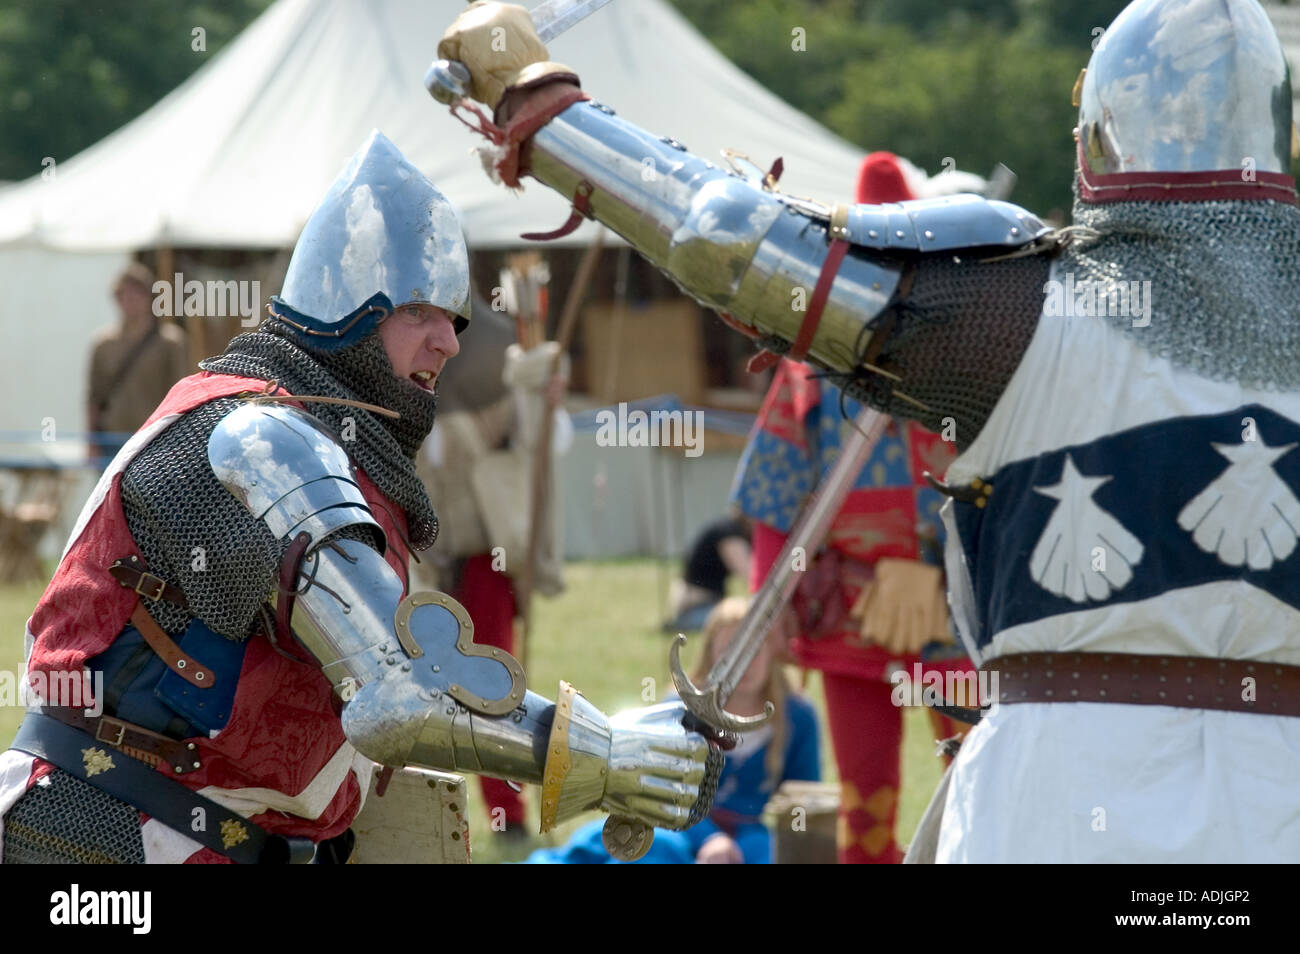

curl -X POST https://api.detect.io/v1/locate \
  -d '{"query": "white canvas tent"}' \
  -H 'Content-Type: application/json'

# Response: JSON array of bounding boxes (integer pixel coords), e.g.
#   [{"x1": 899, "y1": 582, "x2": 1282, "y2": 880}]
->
[
  {"x1": 0, "y1": 0, "x2": 870, "y2": 443},
  {"x1": 0, "y1": 0, "x2": 865, "y2": 251}
]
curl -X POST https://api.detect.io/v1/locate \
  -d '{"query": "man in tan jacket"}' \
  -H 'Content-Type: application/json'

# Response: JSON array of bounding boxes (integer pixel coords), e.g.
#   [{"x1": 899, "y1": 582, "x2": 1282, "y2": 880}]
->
[{"x1": 86, "y1": 263, "x2": 189, "y2": 463}]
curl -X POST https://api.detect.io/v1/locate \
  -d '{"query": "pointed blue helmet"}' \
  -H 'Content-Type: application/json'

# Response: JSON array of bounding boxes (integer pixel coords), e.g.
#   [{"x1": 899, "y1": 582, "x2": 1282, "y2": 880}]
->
[{"x1": 272, "y1": 130, "x2": 471, "y2": 349}]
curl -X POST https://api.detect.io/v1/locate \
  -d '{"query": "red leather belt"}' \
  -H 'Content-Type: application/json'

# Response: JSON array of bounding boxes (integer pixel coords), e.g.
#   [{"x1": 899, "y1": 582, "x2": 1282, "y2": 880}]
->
[{"x1": 984, "y1": 652, "x2": 1300, "y2": 717}]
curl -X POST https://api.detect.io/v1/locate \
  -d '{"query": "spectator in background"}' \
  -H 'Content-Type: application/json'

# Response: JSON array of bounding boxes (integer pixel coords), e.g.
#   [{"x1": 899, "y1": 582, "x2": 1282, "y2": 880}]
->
[
  {"x1": 666, "y1": 513, "x2": 752, "y2": 632},
  {"x1": 527, "y1": 596, "x2": 820, "y2": 864},
  {"x1": 86, "y1": 263, "x2": 189, "y2": 463}
]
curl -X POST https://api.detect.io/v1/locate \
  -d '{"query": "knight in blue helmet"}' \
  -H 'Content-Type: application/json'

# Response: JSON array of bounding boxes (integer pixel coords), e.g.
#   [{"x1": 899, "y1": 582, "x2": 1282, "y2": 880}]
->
[{"x1": 0, "y1": 129, "x2": 719, "y2": 864}]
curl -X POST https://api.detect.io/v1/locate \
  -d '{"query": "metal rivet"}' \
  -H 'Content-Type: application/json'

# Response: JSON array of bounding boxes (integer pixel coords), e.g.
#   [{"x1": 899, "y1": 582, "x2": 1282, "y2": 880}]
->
[
  {"x1": 177, "y1": 660, "x2": 187, "y2": 669},
  {"x1": 868, "y1": 229, "x2": 878, "y2": 239},
  {"x1": 187, "y1": 743, "x2": 196, "y2": 750},
  {"x1": 432, "y1": 665, "x2": 440, "y2": 673},
  {"x1": 192, "y1": 761, "x2": 200, "y2": 769},
  {"x1": 895, "y1": 230, "x2": 905, "y2": 239},
  {"x1": 923, "y1": 229, "x2": 934, "y2": 240}
]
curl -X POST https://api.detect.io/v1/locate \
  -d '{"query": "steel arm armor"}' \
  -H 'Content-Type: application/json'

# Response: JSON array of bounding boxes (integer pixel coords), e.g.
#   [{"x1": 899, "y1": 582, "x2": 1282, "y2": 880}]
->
[
  {"x1": 524, "y1": 98, "x2": 1053, "y2": 375},
  {"x1": 208, "y1": 402, "x2": 710, "y2": 830}
]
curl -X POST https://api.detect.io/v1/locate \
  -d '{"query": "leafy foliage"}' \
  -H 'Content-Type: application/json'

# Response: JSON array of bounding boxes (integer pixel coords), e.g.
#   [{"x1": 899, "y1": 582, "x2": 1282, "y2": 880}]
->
[
  {"x1": 0, "y1": 0, "x2": 271, "y2": 182},
  {"x1": 666, "y1": 0, "x2": 1141, "y2": 215}
]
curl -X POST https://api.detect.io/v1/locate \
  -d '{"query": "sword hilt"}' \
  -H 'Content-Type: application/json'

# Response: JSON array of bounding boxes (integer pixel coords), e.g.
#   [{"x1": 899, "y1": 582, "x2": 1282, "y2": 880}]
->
[{"x1": 668, "y1": 633, "x2": 774, "y2": 736}]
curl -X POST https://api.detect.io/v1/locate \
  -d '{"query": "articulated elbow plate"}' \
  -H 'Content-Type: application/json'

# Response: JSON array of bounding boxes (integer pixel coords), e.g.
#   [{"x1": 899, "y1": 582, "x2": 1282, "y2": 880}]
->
[
  {"x1": 209, "y1": 402, "x2": 531, "y2": 771},
  {"x1": 526, "y1": 101, "x2": 1051, "y2": 376}
]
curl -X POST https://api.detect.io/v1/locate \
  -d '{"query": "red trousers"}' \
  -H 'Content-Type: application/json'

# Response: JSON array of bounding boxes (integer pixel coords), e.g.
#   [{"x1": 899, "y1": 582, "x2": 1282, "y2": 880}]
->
[
  {"x1": 822, "y1": 674, "x2": 964, "y2": 863},
  {"x1": 453, "y1": 554, "x2": 528, "y2": 829}
]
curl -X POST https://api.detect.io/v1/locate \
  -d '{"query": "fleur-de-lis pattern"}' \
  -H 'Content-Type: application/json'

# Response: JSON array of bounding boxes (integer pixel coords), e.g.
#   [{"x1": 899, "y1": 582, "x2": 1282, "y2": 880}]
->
[{"x1": 731, "y1": 360, "x2": 950, "y2": 564}]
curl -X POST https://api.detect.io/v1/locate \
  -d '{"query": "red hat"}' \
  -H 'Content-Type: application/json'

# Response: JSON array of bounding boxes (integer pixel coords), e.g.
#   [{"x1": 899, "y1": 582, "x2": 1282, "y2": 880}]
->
[{"x1": 855, "y1": 151, "x2": 915, "y2": 204}]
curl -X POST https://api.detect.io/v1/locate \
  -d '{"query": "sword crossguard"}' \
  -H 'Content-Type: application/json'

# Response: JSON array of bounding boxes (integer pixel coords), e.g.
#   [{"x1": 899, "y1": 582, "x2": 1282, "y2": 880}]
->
[{"x1": 668, "y1": 634, "x2": 774, "y2": 737}]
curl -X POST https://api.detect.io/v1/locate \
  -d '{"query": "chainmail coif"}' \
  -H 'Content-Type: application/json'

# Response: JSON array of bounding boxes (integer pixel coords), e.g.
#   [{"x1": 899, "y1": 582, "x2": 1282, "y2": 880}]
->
[
  {"x1": 1063, "y1": 194, "x2": 1300, "y2": 391},
  {"x1": 120, "y1": 318, "x2": 440, "y2": 640},
  {"x1": 202, "y1": 319, "x2": 440, "y2": 549}
]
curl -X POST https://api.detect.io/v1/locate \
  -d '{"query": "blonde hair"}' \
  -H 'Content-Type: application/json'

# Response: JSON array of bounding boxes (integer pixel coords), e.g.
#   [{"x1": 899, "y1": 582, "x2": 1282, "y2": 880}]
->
[{"x1": 692, "y1": 596, "x2": 791, "y2": 791}]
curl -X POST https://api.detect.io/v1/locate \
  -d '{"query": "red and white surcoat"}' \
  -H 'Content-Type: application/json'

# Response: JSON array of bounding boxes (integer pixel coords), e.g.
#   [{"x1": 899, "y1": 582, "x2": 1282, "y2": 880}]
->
[{"x1": 0, "y1": 372, "x2": 411, "y2": 863}]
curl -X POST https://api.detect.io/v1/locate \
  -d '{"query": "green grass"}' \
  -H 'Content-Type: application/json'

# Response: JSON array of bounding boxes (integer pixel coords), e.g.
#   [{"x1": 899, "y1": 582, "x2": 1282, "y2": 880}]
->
[{"x1": 0, "y1": 559, "x2": 945, "y2": 863}]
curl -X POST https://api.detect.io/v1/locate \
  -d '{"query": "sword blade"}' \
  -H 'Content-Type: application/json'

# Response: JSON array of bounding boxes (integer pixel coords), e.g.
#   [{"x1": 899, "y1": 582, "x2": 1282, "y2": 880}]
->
[
  {"x1": 706, "y1": 406, "x2": 889, "y2": 706},
  {"x1": 531, "y1": 0, "x2": 615, "y2": 43}
]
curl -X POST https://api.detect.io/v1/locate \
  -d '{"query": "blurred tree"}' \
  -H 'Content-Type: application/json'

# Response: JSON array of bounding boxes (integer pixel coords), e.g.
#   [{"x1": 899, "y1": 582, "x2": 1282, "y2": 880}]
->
[
  {"x1": 1017, "y1": 0, "x2": 1132, "y2": 47},
  {"x1": 827, "y1": 25, "x2": 1085, "y2": 216},
  {"x1": 670, "y1": 0, "x2": 1092, "y2": 214},
  {"x1": 0, "y1": 0, "x2": 271, "y2": 182}
]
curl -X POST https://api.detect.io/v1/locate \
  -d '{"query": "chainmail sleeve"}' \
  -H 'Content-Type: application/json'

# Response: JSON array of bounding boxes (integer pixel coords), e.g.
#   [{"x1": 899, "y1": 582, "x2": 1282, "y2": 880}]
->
[
  {"x1": 120, "y1": 397, "x2": 286, "y2": 639},
  {"x1": 818, "y1": 251, "x2": 1052, "y2": 451}
]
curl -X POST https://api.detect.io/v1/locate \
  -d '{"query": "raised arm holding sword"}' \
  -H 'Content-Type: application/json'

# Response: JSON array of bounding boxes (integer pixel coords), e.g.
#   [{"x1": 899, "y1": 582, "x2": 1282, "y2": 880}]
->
[{"x1": 430, "y1": 0, "x2": 1300, "y2": 863}]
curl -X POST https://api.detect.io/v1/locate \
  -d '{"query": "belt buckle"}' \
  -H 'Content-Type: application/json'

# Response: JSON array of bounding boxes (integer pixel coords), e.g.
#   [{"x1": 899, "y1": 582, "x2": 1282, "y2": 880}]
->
[
  {"x1": 95, "y1": 717, "x2": 126, "y2": 748},
  {"x1": 134, "y1": 572, "x2": 167, "y2": 602}
]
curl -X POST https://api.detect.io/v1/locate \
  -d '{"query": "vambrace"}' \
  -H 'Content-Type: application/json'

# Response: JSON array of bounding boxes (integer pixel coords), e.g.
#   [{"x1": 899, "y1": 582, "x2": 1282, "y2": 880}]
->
[
  {"x1": 208, "y1": 401, "x2": 702, "y2": 829},
  {"x1": 522, "y1": 99, "x2": 1054, "y2": 378}
]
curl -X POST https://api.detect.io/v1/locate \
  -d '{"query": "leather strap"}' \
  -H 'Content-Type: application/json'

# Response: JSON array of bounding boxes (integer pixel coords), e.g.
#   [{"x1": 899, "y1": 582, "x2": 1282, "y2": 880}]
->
[
  {"x1": 109, "y1": 555, "x2": 189, "y2": 607},
  {"x1": 748, "y1": 237, "x2": 851, "y2": 373},
  {"x1": 130, "y1": 602, "x2": 214, "y2": 689},
  {"x1": 43, "y1": 707, "x2": 202, "y2": 776},
  {"x1": 987, "y1": 652, "x2": 1300, "y2": 717},
  {"x1": 497, "y1": 83, "x2": 590, "y2": 188},
  {"x1": 274, "y1": 532, "x2": 314, "y2": 664},
  {"x1": 521, "y1": 180, "x2": 594, "y2": 241},
  {"x1": 12, "y1": 712, "x2": 314, "y2": 864}
]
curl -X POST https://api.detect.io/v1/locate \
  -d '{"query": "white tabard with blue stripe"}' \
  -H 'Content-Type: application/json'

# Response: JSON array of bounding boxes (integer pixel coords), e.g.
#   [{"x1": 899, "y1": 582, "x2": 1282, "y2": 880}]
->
[{"x1": 935, "y1": 260, "x2": 1300, "y2": 862}]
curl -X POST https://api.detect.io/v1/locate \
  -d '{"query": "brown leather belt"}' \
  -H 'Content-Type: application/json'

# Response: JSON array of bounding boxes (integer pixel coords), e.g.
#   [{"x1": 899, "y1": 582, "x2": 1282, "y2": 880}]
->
[
  {"x1": 44, "y1": 707, "x2": 202, "y2": 775},
  {"x1": 985, "y1": 652, "x2": 1300, "y2": 717}
]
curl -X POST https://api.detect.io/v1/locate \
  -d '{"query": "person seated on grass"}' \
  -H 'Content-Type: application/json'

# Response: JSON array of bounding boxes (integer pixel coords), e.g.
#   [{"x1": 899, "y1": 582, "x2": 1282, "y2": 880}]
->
[
  {"x1": 665, "y1": 513, "x2": 752, "y2": 632},
  {"x1": 528, "y1": 596, "x2": 820, "y2": 864}
]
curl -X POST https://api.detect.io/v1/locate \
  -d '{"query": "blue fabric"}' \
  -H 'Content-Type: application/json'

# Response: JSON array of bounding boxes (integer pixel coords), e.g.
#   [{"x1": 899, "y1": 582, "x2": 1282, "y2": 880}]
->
[
  {"x1": 954, "y1": 404, "x2": 1300, "y2": 649},
  {"x1": 668, "y1": 600, "x2": 718, "y2": 633},
  {"x1": 524, "y1": 695, "x2": 821, "y2": 864},
  {"x1": 154, "y1": 618, "x2": 248, "y2": 734},
  {"x1": 89, "y1": 618, "x2": 248, "y2": 737}
]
